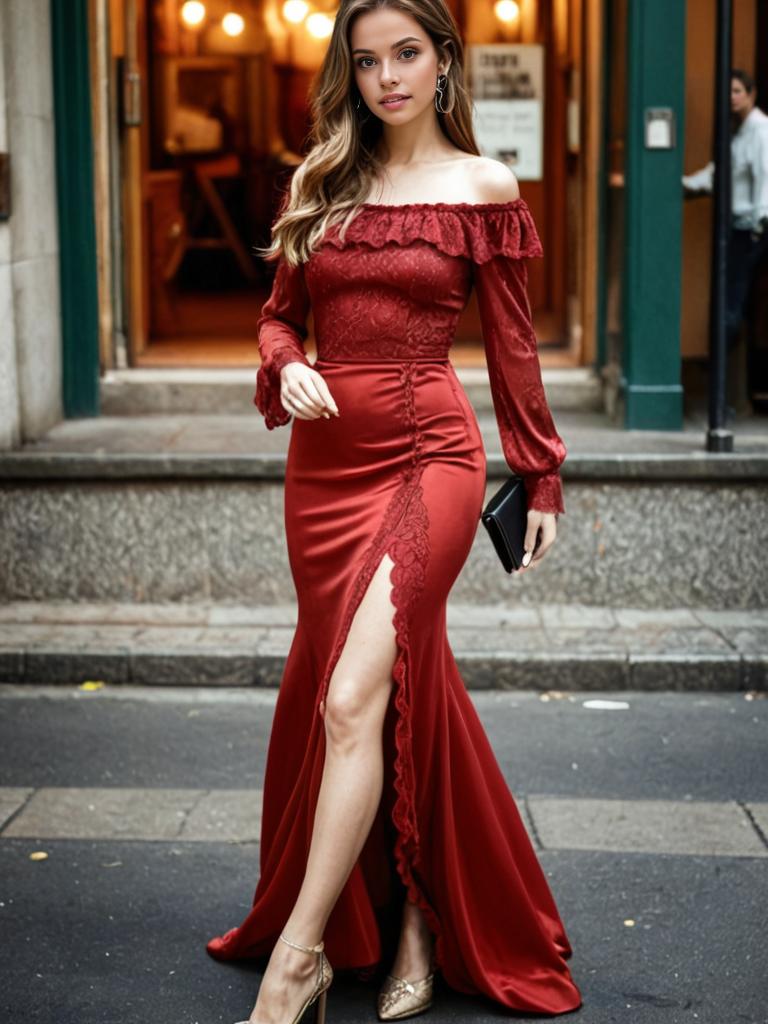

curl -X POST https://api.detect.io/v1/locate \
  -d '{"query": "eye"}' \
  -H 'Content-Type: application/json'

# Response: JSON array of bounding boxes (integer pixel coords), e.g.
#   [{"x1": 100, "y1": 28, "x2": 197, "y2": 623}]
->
[
  {"x1": 357, "y1": 57, "x2": 375, "y2": 69},
  {"x1": 399, "y1": 47, "x2": 418, "y2": 59}
]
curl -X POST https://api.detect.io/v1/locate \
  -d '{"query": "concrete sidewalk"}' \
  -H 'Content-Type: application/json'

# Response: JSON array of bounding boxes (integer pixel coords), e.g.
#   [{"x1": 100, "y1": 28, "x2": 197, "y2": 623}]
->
[{"x1": 0, "y1": 601, "x2": 766, "y2": 690}]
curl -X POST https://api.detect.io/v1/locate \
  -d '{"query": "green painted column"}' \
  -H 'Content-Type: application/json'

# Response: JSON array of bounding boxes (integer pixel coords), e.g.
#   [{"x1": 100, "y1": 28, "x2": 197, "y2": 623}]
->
[
  {"x1": 622, "y1": 0, "x2": 686, "y2": 429},
  {"x1": 50, "y1": 0, "x2": 100, "y2": 417}
]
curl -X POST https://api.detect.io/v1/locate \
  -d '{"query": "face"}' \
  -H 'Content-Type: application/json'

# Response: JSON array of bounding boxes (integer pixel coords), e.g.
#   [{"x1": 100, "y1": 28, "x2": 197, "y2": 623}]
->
[
  {"x1": 731, "y1": 78, "x2": 754, "y2": 115},
  {"x1": 350, "y1": 7, "x2": 451, "y2": 123}
]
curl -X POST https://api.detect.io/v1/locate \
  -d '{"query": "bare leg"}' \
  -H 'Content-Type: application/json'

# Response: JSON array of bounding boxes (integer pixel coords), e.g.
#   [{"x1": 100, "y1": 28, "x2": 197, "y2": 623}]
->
[
  {"x1": 389, "y1": 897, "x2": 434, "y2": 980},
  {"x1": 246, "y1": 553, "x2": 398, "y2": 1024}
]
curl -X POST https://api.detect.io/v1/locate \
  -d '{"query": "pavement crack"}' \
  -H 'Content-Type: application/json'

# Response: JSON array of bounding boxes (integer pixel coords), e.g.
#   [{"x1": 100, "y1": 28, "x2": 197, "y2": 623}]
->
[
  {"x1": 737, "y1": 800, "x2": 768, "y2": 850},
  {"x1": 174, "y1": 789, "x2": 209, "y2": 839},
  {"x1": 0, "y1": 787, "x2": 37, "y2": 835},
  {"x1": 521, "y1": 795, "x2": 545, "y2": 851}
]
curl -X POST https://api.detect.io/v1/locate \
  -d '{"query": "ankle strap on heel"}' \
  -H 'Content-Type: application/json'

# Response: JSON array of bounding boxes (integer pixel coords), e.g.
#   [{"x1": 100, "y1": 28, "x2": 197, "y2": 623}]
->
[{"x1": 280, "y1": 932, "x2": 324, "y2": 954}]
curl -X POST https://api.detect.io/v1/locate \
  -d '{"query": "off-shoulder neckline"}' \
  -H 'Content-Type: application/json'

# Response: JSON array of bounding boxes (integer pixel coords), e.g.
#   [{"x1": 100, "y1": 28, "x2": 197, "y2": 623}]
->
[{"x1": 357, "y1": 198, "x2": 528, "y2": 212}]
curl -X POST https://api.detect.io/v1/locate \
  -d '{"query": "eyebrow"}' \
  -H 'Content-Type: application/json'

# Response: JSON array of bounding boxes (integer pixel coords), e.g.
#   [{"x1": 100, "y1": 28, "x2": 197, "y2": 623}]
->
[{"x1": 351, "y1": 36, "x2": 422, "y2": 55}]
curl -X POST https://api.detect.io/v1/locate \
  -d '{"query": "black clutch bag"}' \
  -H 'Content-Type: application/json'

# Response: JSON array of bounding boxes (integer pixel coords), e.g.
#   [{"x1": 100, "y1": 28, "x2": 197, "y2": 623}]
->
[{"x1": 481, "y1": 475, "x2": 528, "y2": 573}]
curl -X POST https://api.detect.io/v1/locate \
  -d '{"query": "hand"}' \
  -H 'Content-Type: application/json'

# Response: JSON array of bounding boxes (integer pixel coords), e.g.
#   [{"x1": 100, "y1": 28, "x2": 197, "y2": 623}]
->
[
  {"x1": 517, "y1": 509, "x2": 558, "y2": 574},
  {"x1": 280, "y1": 362, "x2": 340, "y2": 420}
]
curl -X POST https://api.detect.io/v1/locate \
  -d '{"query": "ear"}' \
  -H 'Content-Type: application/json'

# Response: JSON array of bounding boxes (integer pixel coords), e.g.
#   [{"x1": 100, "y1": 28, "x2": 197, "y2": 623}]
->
[{"x1": 438, "y1": 40, "x2": 453, "y2": 77}]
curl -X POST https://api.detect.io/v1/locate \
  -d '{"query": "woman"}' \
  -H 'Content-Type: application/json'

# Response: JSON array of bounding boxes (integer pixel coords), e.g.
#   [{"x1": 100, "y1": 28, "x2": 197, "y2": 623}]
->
[
  {"x1": 683, "y1": 69, "x2": 768, "y2": 348},
  {"x1": 207, "y1": 2, "x2": 582, "y2": 1022}
]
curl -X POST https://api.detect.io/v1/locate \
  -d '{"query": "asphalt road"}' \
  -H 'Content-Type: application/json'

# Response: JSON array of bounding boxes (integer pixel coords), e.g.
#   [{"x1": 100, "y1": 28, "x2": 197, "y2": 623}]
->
[{"x1": 1, "y1": 685, "x2": 766, "y2": 1024}]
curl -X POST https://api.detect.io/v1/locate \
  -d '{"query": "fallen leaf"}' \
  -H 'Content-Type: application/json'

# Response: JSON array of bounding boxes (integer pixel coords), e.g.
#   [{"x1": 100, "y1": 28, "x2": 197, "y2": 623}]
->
[
  {"x1": 623, "y1": 918, "x2": 636, "y2": 927},
  {"x1": 79, "y1": 681, "x2": 106, "y2": 691},
  {"x1": 29, "y1": 851, "x2": 48, "y2": 861}
]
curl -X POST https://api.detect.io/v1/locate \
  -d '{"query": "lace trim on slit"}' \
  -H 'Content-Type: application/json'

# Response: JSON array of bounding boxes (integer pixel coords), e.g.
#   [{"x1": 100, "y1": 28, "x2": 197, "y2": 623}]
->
[{"x1": 315, "y1": 361, "x2": 446, "y2": 972}]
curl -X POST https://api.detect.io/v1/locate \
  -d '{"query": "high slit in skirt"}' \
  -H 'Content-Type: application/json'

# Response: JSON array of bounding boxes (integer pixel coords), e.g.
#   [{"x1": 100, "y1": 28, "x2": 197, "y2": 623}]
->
[{"x1": 206, "y1": 357, "x2": 582, "y2": 1015}]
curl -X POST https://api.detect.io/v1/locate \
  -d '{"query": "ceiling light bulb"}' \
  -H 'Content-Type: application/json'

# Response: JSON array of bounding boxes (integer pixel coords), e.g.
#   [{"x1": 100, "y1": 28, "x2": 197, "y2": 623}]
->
[
  {"x1": 180, "y1": 1, "x2": 206, "y2": 28},
  {"x1": 282, "y1": 0, "x2": 309, "y2": 24},
  {"x1": 494, "y1": 0, "x2": 520, "y2": 23},
  {"x1": 222, "y1": 12, "x2": 245, "y2": 36},
  {"x1": 306, "y1": 12, "x2": 334, "y2": 38}
]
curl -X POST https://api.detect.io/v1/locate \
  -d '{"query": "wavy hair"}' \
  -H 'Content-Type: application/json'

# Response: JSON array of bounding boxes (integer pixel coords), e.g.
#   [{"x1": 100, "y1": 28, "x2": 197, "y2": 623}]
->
[{"x1": 257, "y1": 0, "x2": 480, "y2": 266}]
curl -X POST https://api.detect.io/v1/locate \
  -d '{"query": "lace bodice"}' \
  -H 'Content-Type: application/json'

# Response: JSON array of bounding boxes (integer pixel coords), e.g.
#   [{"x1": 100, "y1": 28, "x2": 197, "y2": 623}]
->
[{"x1": 254, "y1": 199, "x2": 567, "y2": 514}]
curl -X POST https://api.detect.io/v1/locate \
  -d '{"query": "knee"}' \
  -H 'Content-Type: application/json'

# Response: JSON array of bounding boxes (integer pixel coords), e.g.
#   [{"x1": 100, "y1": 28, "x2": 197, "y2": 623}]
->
[{"x1": 323, "y1": 675, "x2": 387, "y2": 750}]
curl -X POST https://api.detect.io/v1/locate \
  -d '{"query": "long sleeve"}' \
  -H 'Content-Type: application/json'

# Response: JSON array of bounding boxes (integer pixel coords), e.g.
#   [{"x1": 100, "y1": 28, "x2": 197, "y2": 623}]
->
[
  {"x1": 751, "y1": 121, "x2": 768, "y2": 229},
  {"x1": 682, "y1": 161, "x2": 715, "y2": 193},
  {"x1": 473, "y1": 254, "x2": 567, "y2": 515},
  {"x1": 254, "y1": 256, "x2": 313, "y2": 429}
]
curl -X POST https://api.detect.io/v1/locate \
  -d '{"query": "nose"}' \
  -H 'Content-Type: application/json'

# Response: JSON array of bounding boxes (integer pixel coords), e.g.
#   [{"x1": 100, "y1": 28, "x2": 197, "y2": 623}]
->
[{"x1": 379, "y1": 60, "x2": 399, "y2": 86}]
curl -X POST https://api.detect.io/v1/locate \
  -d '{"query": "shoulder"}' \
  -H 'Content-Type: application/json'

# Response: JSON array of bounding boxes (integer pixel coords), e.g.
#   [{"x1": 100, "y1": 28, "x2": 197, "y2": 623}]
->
[{"x1": 463, "y1": 156, "x2": 521, "y2": 203}]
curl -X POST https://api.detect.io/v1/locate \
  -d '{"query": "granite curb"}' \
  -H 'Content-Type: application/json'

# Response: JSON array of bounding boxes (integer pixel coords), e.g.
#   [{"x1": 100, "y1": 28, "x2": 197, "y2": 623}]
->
[{"x1": 0, "y1": 602, "x2": 764, "y2": 690}]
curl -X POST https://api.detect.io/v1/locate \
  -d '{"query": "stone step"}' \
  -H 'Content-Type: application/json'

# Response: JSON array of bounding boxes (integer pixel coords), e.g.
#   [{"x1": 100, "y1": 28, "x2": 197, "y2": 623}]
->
[
  {"x1": 2, "y1": 411, "x2": 767, "y2": 608},
  {"x1": 0, "y1": 602, "x2": 764, "y2": 691},
  {"x1": 99, "y1": 366, "x2": 604, "y2": 415}
]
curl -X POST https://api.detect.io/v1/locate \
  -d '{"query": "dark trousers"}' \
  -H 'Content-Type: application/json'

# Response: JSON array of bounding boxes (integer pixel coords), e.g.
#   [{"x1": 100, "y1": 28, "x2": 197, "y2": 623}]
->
[{"x1": 726, "y1": 227, "x2": 768, "y2": 347}]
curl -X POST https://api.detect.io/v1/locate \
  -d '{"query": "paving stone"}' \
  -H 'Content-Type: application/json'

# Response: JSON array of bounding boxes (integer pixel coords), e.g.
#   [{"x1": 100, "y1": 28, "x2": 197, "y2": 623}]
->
[
  {"x1": 745, "y1": 803, "x2": 768, "y2": 841},
  {"x1": 614, "y1": 608, "x2": 701, "y2": 629},
  {"x1": 540, "y1": 604, "x2": 618, "y2": 629},
  {"x1": 717, "y1": 627, "x2": 768, "y2": 654},
  {"x1": 208, "y1": 604, "x2": 297, "y2": 627},
  {"x1": 1, "y1": 787, "x2": 205, "y2": 840},
  {"x1": 527, "y1": 796, "x2": 768, "y2": 857},
  {"x1": 0, "y1": 788, "x2": 33, "y2": 829},
  {"x1": 446, "y1": 604, "x2": 542, "y2": 628},
  {"x1": 178, "y1": 789, "x2": 262, "y2": 842},
  {"x1": 694, "y1": 609, "x2": 768, "y2": 629}
]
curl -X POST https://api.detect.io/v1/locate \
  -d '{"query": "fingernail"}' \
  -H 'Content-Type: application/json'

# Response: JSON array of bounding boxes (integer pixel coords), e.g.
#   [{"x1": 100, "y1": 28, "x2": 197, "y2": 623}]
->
[{"x1": 522, "y1": 551, "x2": 531, "y2": 566}]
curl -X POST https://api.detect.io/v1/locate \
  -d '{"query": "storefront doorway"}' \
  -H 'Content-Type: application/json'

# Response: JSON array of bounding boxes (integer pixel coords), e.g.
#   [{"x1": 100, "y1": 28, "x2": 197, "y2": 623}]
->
[{"x1": 101, "y1": 0, "x2": 602, "y2": 370}]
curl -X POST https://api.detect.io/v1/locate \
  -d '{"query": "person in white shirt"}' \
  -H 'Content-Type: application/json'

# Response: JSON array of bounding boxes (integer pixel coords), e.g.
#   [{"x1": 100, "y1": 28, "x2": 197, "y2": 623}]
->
[{"x1": 683, "y1": 69, "x2": 768, "y2": 348}]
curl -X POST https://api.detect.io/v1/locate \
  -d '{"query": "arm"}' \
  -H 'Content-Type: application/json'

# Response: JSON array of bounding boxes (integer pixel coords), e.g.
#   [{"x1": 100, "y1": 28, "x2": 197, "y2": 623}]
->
[
  {"x1": 254, "y1": 256, "x2": 313, "y2": 429},
  {"x1": 473, "y1": 254, "x2": 567, "y2": 515},
  {"x1": 682, "y1": 161, "x2": 715, "y2": 193},
  {"x1": 466, "y1": 159, "x2": 566, "y2": 515},
  {"x1": 751, "y1": 125, "x2": 768, "y2": 233}
]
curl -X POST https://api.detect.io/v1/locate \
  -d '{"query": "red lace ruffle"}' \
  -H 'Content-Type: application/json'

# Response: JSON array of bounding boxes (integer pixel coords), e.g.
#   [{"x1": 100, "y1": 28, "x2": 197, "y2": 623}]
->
[
  {"x1": 322, "y1": 199, "x2": 543, "y2": 264},
  {"x1": 254, "y1": 345, "x2": 311, "y2": 431}
]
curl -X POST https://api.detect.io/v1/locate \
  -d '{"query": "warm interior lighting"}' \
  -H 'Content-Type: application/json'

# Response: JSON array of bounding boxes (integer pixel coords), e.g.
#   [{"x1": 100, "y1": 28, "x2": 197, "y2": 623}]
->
[
  {"x1": 222, "y1": 12, "x2": 245, "y2": 36},
  {"x1": 306, "y1": 11, "x2": 334, "y2": 38},
  {"x1": 494, "y1": 0, "x2": 520, "y2": 23},
  {"x1": 180, "y1": 0, "x2": 207, "y2": 28},
  {"x1": 282, "y1": 0, "x2": 309, "y2": 24}
]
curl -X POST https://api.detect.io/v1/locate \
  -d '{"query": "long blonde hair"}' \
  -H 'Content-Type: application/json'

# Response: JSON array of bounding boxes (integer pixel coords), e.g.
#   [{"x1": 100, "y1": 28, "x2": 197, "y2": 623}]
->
[{"x1": 258, "y1": 0, "x2": 480, "y2": 267}]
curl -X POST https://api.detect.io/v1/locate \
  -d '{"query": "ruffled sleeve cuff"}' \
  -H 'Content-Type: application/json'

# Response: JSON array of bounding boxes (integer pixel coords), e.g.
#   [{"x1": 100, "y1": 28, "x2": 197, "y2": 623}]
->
[
  {"x1": 254, "y1": 345, "x2": 312, "y2": 431},
  {"x1": 523, "y1": 471, "x2": 565, "y2": 516}
]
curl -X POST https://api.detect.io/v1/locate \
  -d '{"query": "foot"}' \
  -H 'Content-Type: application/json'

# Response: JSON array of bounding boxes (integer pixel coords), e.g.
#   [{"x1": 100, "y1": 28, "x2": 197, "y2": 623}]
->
[
  {"x1": 245, "y1": 935, "x2": 323, "y2": 1024},
  {"x1": 389, "y1": 898, "x2": 434, "y2": 981}
]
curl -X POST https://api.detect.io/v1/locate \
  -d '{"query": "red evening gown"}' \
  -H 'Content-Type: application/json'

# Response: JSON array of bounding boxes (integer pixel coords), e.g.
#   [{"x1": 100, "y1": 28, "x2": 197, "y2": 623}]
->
[{"x1": 206, "y1": 199, "x2": 582, "y2": 1016}]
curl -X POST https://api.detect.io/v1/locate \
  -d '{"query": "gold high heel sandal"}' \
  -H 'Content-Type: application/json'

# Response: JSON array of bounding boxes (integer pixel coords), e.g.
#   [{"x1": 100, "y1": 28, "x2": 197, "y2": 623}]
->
[
  {"x1": 234, "y1": 932, "x2": 333, "y2": 1024},
  {"x1": 377, "y1": 953, "x2": 435, "y2": 1021}
]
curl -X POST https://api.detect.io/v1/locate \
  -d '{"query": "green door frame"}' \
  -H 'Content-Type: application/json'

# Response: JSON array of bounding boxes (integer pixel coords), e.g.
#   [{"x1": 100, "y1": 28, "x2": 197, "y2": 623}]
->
[
  {"x1": 50, "y1": 0, "x2": 100, "y2": 417},
  {"x1": 621, "y1": 0, "x2": 686, "y2": 429}
]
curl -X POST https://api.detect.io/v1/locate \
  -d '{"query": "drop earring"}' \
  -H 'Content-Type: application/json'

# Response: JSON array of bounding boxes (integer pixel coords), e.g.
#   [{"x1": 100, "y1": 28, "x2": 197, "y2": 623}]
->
[{"x1": 435, "y1": 73, "x2": 449, "y2": 114}]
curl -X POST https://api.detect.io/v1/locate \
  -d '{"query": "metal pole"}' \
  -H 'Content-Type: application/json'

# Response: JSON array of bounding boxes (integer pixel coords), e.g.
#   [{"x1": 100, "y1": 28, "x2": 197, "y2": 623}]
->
[{"x1": 706, "y1": 0, "x2": 734, "y2": 451}]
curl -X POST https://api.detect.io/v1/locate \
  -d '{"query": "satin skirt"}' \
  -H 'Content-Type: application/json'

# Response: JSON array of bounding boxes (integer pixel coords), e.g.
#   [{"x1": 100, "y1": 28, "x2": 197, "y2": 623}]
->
[{"x1": 206, "y1": 358, "x2": 582, "y2": 1015}]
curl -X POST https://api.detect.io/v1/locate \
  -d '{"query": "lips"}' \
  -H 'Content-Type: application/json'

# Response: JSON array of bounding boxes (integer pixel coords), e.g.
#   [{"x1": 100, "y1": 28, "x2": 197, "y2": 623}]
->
[{"x1": 380, "y1": 94, "x2": 410, "y2": 105}]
